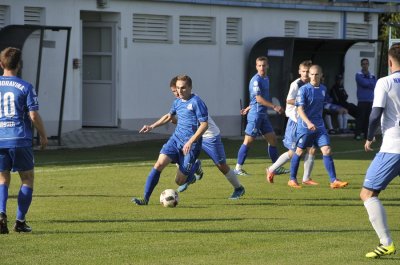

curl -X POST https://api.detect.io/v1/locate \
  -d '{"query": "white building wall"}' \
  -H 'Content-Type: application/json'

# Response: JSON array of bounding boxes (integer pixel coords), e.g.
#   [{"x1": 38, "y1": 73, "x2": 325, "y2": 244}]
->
[{"x1": 0, "y1": 0, "x2": 380, "y2": 136}]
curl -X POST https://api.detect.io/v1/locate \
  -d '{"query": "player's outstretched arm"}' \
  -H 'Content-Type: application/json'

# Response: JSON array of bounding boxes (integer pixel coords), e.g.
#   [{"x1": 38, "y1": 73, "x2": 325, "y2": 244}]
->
[
  {"x1": 139, "y1": 113, "x2": 173, "y2": 133},
  {"x1": 29, "y1": 111, "x2": 48, "y2": 150}
]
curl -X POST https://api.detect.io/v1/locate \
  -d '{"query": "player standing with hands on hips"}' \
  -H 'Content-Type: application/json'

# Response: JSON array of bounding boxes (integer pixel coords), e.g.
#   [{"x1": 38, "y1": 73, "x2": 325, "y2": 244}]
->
[
  {"x1": 360, "y1": 43, "x2": 400, "y2": 258},
  {"x1": 0, "y1": 47, "x2": 48, "y2": 234}
]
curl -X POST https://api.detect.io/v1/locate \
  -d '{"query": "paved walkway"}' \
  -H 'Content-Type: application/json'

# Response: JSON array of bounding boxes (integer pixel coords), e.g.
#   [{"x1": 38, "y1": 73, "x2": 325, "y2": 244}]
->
[{"x1": 46, "y1": 128, "x2": 169, "y2": 149}]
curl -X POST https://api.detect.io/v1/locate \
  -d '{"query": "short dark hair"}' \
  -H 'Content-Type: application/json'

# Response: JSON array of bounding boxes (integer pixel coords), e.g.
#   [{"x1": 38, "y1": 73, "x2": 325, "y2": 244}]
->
[
  {"x1": 0, "y1": 47, "x2": 21, "y2": 70},
  {"x1": 169, "y1": 76, "x2": 178, "y2": 88},
  {"x1": 388, "y1": 43, "x2": 400, "y2": 65},
  {"x1": 361, "y1": 58, "x2": 369, "y2": 65}
]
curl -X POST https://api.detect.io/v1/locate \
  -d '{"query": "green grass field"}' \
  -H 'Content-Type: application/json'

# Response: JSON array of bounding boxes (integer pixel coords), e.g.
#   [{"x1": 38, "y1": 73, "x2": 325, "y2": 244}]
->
[{"x1": 2, "y1": 137, "x2": 400, "y2": 265}]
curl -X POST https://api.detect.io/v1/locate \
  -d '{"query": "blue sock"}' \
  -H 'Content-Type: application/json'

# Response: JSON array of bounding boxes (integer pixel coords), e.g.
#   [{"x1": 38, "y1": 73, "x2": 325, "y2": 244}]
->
[
  {"x1": 290, "y1": 153, "x2": 301, "y2": 181},
  {"x1": 0, "y1": 184, "x2": 8, "y2": 214},
  {"x1": 16, "y1": 185, "x2": 33, "y2": 221},
  {"x1": 185, "y1": 160, "x2": 198, "y2": 184},
  {"x1": 268, "y1": 145, "x2": 279, "y2": 163},
  {"x1": 237, "y1": 144, "x2": 249, "y2": 165},
  {"x1": 323, "y1": 155, "x2": 337, "y2": 182},
  {"x1": 144, "y1": 168, "x2": 161, "y2": 202}
]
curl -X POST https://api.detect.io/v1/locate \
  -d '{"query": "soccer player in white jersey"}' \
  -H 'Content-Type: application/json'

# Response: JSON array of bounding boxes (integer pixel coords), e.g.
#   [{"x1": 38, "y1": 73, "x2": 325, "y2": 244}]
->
[
  {"x1": 360, "y1": 43, "x2": 400, "y2": 258},
  {"x1": 132, "y1": 75, "x2": 208, "y2": 205},
  {"x1": 288, "y1": 65, "x2": 348, "y2": 189},
  {"x1": 266, "y1": 60, "x2": 317, "y2": 185},
  {"x1": 167, "y1": 80, "x2": 245, "y2": 199},
  {"x1": 0, "y1": 47, "x2": 48, "y2": 234}
]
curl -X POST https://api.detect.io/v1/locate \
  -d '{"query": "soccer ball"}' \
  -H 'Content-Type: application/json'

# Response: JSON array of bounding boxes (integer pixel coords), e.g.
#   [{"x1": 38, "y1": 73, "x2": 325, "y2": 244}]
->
[{"x1": 160, "y1": 189, "x2": 179, "y2": 208}]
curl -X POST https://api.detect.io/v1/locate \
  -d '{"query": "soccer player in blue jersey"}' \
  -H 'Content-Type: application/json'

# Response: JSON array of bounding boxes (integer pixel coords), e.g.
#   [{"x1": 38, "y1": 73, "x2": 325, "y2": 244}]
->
[
  {"x1": 166, "y1": 79, "x2": 245, "y2": 199},
  {"x1": 288, "y1": 65, "x2": 348, "y2": 189},
  {"x1": 360, "y1": 43, "x2": 400, "y2": 258},
  {"x1": 234, "y1": 56, "x2": 284, "y2": 176},
  {"x1": 355, "y1": 58, "x2": 377, "y2": 140},
  {"x1": 267, "y1": 60, "x2": 317, "y2": 185},
  {"x1": 0, "y1": 47, "x2": 48, "y2": 234},
  {"x1": 131, "y1": 75, "x2": 209, "y2": 205}
]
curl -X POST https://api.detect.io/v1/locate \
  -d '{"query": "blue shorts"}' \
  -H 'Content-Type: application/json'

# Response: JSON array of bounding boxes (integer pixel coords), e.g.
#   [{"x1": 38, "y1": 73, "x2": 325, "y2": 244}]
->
[
  {"x1": 0, "y1": 147, "x2": 34, "y2": 172},
  {"x1": 202, "y1": 135, "x2": 226, "y2": 165},
  {"x1": 283, "y1": 119, "x2": 297, "y2": 151},
  {"x1": 296, "y1": 129, "x2": 330, "y2": 149},
  {"x1": 245, "y1": 114, "x2": 274, "y2": 137},
  {"x1": 160, "y1": 136, "x2": 201, "y2": 176},
  {"x1": 363, "y1": 152, "x2": 400, "y2": 192}
]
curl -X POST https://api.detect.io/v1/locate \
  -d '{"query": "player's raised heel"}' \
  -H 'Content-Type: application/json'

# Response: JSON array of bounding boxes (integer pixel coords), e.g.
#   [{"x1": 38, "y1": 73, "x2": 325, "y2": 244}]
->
[
  {"x1": 275, "y1": 166, "x2": 290, "y2": 175},
  {"x1": 13, "y1": 220, "x2": 32, "y2": 233},
  {"x1": 266, "y1": 168, "x2": 275, "y2": 183},
  {"x1": 229, "y1": 186, "x2": 245, "y2": 200},
  {"x1": 131, "y1": 197, "x2": 148, "y2": 206},
  {"x1": 366, "y1": 243, "x2": 396, "y2": 258},
  {"x1": 0, "y1": 212, "x2": 9, "y2": 234}
]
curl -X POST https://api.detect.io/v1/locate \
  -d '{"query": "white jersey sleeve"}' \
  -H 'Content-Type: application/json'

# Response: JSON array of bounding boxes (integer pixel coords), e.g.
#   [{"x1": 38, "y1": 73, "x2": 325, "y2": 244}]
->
[
  {"x1": 285, "y1": 78, "x2": 300, "y2": 122},
  {"x1": 202, "y1": 115, "x2": 220, "y2": 138},
  {"x1": 374, "y1": 73, "x2": 400, "y2": 153}
]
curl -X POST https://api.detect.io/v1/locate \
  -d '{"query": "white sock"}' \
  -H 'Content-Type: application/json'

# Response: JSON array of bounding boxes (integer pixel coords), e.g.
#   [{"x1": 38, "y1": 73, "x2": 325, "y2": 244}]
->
[
  {"x1": 302, "y1": 154, "x2": 315, "y2": 182},
  {"x1": 268, "y1": 152, "x2": 290, "y2": 172},
  {"x1": 364, "y1": 197, "x2": 392, "y2": 246},
  {"x1": 225, "y1": 169, "x2": 241, "y2": 189},
  {"x1": 235, "y1": 164, "x2": 242, "y2": 171}
]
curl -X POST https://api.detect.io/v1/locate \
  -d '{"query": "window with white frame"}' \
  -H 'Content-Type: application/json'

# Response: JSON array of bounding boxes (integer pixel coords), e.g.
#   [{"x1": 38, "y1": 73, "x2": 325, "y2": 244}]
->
[
  {"x1": 132, "y1": 14, "x2": 172, "y2": 43},
  {"x1": 179, "y1": 16, "x2": 215, "y2": 44},
  {"x1": 0, "y1": 5, "x2": 10, "y2": 30},
  {"x1": 346, "y1": 23, "x2": 370, "y2": 39},
  {"x1": 308, "y1": 21, "x2": 337, "y2": 39},
  {"x1": 226, "y1": 17, "x2": 242, "y2": 45},
  {"x1": 284, "y1": 21, "x2": 299, "y2": 37}
]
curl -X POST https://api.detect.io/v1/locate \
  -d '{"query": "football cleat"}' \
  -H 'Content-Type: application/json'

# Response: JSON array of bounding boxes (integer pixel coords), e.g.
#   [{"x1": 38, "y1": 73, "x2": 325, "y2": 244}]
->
[
  {"x1": 275, "y1": 166, "x2": 290, "y2": 175},
  {"x1": 266, "y1": 168, "x2": 275, "y2": 183},
  {"x1": 302, "y1": 179, "x2": 319, "y2": 185},
  {"x1": 177, "y1": 183, "x2": 189, "y2": 193},
  {"x1": 177, "y1": 174, "x2": 198, "y2": 193},
  {"x1": 234, "y1": 169, "x2": 250, "y2": 176},
  {"x1": 13, "y1": 220, "x2": 32, "y2": 233},
  {"x1": 131, "y1": 197, "x2": 148, "y2": 206},
  {"x1": 194, "y1": 159, "x2": 204, "y2": 181},
  {"x1": 366, "y1": 243, "x2": 396, "y2": 258},
  {"x1": 0, "y1": 212, "x2": 9, "y2": 234},
  {"x1": 288, "y1": 180, "x2": 302, "y2": 189},
  {"x1": 229, "y1": 186, "x2": 245, "y2": 200},
  {"x1": 330, "y1": 179, "x2": 348, "y2": 189}
]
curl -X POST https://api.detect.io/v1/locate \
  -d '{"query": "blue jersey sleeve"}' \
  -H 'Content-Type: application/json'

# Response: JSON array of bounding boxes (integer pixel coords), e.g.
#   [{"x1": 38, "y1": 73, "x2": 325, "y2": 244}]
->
[
  {"x1": 169, "y1": 99, "x2": 178, "y2": 115},
  {"x1": 25, "y1": 84, "x2": 39, "y2": 111},
  {"x1": 193, "y1": 97, "x2": 208, "y2": 123}
]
